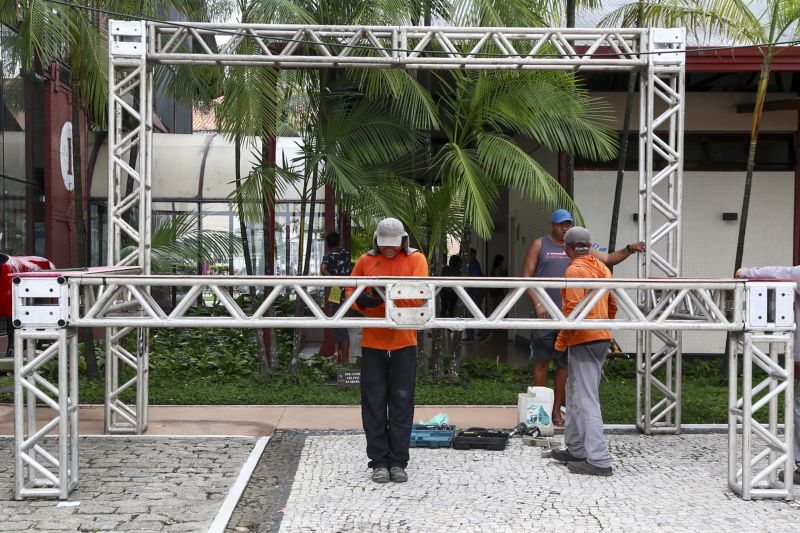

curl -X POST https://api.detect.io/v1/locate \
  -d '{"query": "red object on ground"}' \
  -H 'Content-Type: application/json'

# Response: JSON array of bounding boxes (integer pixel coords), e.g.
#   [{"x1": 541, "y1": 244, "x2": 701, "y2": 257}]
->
[{"x1": 0, "y1": 254, "x2": 56, "y2": 317}]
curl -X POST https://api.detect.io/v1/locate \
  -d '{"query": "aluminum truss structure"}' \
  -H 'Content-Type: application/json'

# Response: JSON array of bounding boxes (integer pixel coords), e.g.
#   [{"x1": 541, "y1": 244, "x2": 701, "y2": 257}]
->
[
  {"x1": 728, "y1": 283, "x2": 796, "y2": 499},
  {"x1": 636, "y1": 28, "x2": 686, "y2": 434},
  {"x1": 12, "y1": 276, "x2": 79, "y2": 499},
  {"x1": 11, "y1": 270, "x2": 794, "y2": 500},
  {"x1": 107, "y1": 20, "x2": 687, "y2": 436}
]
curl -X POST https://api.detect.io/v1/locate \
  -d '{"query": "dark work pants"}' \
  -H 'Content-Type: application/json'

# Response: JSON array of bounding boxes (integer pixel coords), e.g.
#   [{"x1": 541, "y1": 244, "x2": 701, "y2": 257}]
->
[{"x1": 360, "y1": 345, "x2": 417, "y2": 469}]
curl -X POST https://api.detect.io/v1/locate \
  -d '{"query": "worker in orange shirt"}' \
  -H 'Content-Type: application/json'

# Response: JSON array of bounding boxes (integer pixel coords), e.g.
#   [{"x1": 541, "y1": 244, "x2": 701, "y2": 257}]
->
[
  {"x1": 347, "y1": 218, "x2": 428, "y2": 484},
  {"x1": 550, "y1": 226, "x2": 617, "y2": 477}
]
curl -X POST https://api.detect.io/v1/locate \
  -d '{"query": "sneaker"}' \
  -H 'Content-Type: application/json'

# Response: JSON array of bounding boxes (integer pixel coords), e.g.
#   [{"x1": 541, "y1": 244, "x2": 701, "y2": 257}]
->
[
  {"x1": 389, "y1": 467, "x2": 408, "y2": 483},
  {"x1": 567, "y1": 460, "x2": 612, "y2": 477},
  {"x1": 778, "y1": 468, "x2": 800, "y2": 484},
  {"x1": 372, "y1": 467, "x2": 390, "y2": 483},
  {"x1": 551, "y1": 448, "x2": 584, "y2": 463}
]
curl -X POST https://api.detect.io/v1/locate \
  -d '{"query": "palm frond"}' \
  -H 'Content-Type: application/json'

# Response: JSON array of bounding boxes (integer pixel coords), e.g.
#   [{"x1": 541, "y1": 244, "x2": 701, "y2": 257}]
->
[
  {"x1": 476, "y1": 132, "x2": 583, "y2": 224},
  {"x1": 122, "y1": 211, "x2": 241, "y2": 273},
  {"x1": 353, "y1": 69, "x2": 439, "y2": 130},
  {"x1": 451, "y1": 0, "x2": 548, "y2": 27},
  {"x1": 70, "y1": 13, "x2": 108, "y2": 125},
  {"x1": 9, "y1": 0, "x2": 74, "y2": 73},
  {"x1": 437, "y1": 144, "x2": 497, "y2": 239},
  {"x1": 322, "y1": 97, "x2": 425, "y2": 170},
  {"x1": 216, "y1": 65, "x2": 279, "y2": 140},
  {"x1": 481, "y1": 72, "x2": 618, "y2": 161},
  {"x1": 601, "y1": 0, "x2": 764, "y2": 45},
  {"x1": 249, "y1": 0, "x2": 317, "y2": 24},
  {"x1": 229, "y1": 151, "x2": 296, "y2": 224}
]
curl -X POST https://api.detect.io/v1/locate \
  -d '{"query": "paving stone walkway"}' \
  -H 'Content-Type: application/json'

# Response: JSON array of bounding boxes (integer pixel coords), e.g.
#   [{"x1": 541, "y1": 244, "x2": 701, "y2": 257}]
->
[
  {"x1": 4, "y1": 431, "x2": 800, "y2": 532},
  {"x1": 242, "y1": 432, "x2": 800, "y2": 533},
  {"x1": 0, "y1": 436, "x2": 256, "y2": 532}
]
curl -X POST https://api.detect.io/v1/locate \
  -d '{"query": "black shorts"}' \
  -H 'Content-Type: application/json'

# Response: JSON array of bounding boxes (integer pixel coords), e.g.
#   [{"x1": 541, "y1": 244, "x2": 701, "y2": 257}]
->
[
  {"x1": 529, "y1": 328, "x2": 567, "y2": 369},
  {"x1": 330, "y1": 302, "x2": 349, "y2": 342}
]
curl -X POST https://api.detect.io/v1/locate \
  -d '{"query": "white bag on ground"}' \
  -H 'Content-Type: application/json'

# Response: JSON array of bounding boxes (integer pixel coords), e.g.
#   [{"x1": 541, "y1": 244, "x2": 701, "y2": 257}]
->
[{"x1": 517, "y1": 386, "x2": 555, "y2": 437}]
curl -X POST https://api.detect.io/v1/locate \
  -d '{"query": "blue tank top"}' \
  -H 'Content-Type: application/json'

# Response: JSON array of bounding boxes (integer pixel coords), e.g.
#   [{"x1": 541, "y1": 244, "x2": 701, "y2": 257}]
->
[{"x1": 533, "y1": 236, "x2": 569, "y2": 309}]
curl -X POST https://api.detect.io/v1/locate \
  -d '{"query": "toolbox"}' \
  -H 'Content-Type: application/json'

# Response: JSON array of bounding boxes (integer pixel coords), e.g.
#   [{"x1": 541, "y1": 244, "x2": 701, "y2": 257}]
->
[
  {"x1": 452, "y1": 428, "x2": 510, "y2": 451},
  {"x1": 410, "y1": 424, "x2": 456, "y2": 448}
]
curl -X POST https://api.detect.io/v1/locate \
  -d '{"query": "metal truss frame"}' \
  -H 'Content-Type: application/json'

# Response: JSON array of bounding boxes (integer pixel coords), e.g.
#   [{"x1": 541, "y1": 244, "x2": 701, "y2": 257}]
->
[
  {"x1": 11, "y1": 271, "x2": 794, "y2": 500},
  {"x1": 107, "y1": 20, "x2": 687, "y2": 437},
  {"x1": 636, "y1": 28, "x2": 686, "y2": 434},
  {"x1": 12, "y1": 276, "x2": 79, "y2": 500},
  {"x1": 727, "y1": 282, "x2": 797, "y2": 499}
]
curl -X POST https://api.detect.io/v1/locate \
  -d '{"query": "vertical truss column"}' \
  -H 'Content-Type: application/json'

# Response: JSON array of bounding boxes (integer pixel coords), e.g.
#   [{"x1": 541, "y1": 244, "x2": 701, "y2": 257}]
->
[
  {"x1": 728, "y1": 283, "x2": 795, "y2": 499},
  {"x1": 636, "y1": 28, "x2": 686, "y2": 435},
  {"x1": 12, "y1": 277, "x2": 78, "y2": 499},
  {"x1": 108, "y1": 21, "x2": 151, "y2": 434}
]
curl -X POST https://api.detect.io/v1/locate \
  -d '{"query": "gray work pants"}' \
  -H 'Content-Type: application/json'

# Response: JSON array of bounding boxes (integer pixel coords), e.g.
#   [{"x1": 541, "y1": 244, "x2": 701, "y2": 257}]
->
[{"x1": 565, "y1": 340, "x2": 612, "y2": 469}]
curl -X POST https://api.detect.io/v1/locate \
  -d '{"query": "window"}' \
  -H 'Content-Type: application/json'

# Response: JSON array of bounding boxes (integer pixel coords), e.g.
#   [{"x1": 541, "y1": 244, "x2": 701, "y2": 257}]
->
[{"x1": 575, "y1": 132, "x2": 796, "y2": 172}]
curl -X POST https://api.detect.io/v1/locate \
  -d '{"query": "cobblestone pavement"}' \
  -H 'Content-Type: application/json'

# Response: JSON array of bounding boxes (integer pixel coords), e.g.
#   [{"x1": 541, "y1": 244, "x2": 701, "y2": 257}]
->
[
  {"x1": 0, "y1": 436, "x2": 256, "y2": 532},
  {"x1": 225, "y1": 430, "x2": 309, "y2": 533},
  {"x1": 264, "y1": 432, "x2": 800, "y2": 533}
]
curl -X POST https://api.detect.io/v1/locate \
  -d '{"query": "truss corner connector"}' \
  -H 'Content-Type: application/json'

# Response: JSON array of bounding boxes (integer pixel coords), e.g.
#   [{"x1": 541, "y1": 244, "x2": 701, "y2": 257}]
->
[{"x1": 12, "y1": 276, "x2": 70, "y2": 329}]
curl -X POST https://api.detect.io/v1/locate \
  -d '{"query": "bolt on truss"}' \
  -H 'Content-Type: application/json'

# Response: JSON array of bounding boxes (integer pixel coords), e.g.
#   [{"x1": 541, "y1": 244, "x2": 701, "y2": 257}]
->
[
  {"x1": 108, "y1": 20, "x2": 686, "y2": 436},
  {"x1": 11, "y1": 271, "x2": 795, "y2": 500}
]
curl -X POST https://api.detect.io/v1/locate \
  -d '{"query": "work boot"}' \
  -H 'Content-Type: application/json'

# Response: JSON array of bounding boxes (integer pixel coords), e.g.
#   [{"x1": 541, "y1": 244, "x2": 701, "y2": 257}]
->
[
  {"x1": 551, "y1": 448, "x2": 584, "y2": 463},
  {"x1": 389, "y1": 467, "x2": 408, "y2": 483},
  {"x1": 567, "y1": 460, "x2": 612, "y2": 477},
  {"x1": 372, "y1": 467, "x2": 390, "y2": 483}
]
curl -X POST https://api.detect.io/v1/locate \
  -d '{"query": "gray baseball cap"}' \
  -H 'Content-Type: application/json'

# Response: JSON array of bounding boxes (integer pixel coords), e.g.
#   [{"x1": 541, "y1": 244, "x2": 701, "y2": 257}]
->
[
  {"x1": 374, "y1": 217, "x2": 408, "y2": 247},
  {"x1": 564, "y1": 226, "x2": 591, "y2": 251}
]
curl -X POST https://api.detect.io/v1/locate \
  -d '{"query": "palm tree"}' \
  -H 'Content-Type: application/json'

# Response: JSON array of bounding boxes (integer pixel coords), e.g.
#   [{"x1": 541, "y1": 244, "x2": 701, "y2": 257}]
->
[
  {"x1": 603, "y1": 0, "x2": 800, "y2": 273},
  {"x1": 429, "y1": 69, "x2": 618, "y2": 380},
  {"x1": 122, "y1": 211, "x2": 241, "y2": 273},
  {"x1": 1, "y1": 0, "x2": 221, "y2": 379}
]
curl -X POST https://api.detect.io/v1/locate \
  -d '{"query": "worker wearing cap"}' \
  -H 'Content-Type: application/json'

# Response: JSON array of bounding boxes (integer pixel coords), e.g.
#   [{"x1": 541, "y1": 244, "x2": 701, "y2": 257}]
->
[
  {"x1": 521, "y1": 209, "x2": 644, "y2": 427},
  {"x1": 550, "y1": 226, "x2": 617, "y2": 476},
  {"x1": 346, "y1": 218, "x2": 428, "y2": 484}
]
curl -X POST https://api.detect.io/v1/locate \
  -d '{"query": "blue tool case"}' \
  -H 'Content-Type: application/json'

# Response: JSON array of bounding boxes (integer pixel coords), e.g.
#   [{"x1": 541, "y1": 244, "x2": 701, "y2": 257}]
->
[{"x1": 410, "y1": 424, "x2": 456, "y2": 448}]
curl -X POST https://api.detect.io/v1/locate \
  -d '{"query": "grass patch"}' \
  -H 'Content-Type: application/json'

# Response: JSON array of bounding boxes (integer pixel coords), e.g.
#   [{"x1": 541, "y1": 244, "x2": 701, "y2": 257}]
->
[{"x1": 0, "y1": 356, "x2": 737, "y2": 424}]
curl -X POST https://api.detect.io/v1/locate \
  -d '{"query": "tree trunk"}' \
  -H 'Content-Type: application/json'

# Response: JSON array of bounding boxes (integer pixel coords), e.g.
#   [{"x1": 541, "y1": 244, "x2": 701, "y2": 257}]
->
[
  {"x1": 448, "y1": 225, "x2": 473, "y2": 383},
  {"x1": 289, "y1": 174, "x2": 311, "y2": 376},
  {"x1": 71, "y1": 82, "x2": 99, "y2": 380},
  {"x1": 233, "y1": 136, "x2": 268, "y2": 373},
  {"x1": 608, "y1": 71, "x2": 638, "y2": 255},
  {"x1": 563, "y1": 0, "x2": 576, "y2": 200},
  {"x1": 257, "y1": 137, "x2": 274, "y2": 378},
  {"x1": 734, "y1": 56, "x2": 772, "y2": 273}
]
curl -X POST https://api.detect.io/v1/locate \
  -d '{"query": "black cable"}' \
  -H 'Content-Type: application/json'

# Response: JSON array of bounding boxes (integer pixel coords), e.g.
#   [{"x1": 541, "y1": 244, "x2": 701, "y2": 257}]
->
[{"x1": 42, "y1": 0, "x2": 800, "y2": 60}]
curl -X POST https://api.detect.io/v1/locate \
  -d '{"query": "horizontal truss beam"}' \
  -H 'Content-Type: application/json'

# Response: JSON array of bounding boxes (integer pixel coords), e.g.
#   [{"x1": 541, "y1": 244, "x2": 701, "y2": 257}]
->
[{"x1": 112, "y1": 22, "x2": 684, "y2": 70}]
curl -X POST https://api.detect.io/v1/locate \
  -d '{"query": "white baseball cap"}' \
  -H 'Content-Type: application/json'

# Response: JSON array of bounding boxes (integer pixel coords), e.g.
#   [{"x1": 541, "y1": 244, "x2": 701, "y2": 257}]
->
[{"x1": 374, "y1": 218, "x2": 407, "y2": 247}]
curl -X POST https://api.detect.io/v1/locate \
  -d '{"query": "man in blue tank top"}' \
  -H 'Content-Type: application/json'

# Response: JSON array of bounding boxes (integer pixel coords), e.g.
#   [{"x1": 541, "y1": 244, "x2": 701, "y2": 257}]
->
[{"x1": 521, "y1": 209, "x2": 644, "y2": 427}]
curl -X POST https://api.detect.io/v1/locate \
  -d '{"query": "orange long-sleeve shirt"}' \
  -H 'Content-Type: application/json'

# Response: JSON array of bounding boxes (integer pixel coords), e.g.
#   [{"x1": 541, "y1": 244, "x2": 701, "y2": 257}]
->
[
  {"x1": 347, "y1": 250, "x2": 429, "y2": 350},
  {"x1": 554, "y1": 255, "x2": 617, "y2": 351}
]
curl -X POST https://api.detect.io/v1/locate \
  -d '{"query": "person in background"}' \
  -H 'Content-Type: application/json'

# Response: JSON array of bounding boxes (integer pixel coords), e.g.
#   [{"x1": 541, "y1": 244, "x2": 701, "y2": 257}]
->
[
  {"x1": 522, "y1": 208, "x2": 644, "y2": 427},
  {"x1": 481, "y1": 254, "x2": 508, "y2": 342},
  {"x1": 321, "y1": 232, "x2": 351, "y2": 365},
  {"x1": 551, "y1": 227, "x2": 617, "y2": 476},
  {"x1": 463, "y1": 248, "x2": 484, "y2": 342},
  {"x1": 736, "y1": 265, "x2": 800, "y2": 484},
  {"x1": 440, "y1": 254, "x2": 462, "y2": 318},
  {"x1": 347, "y1": 218, "x2": 428, "y2": 484}
]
